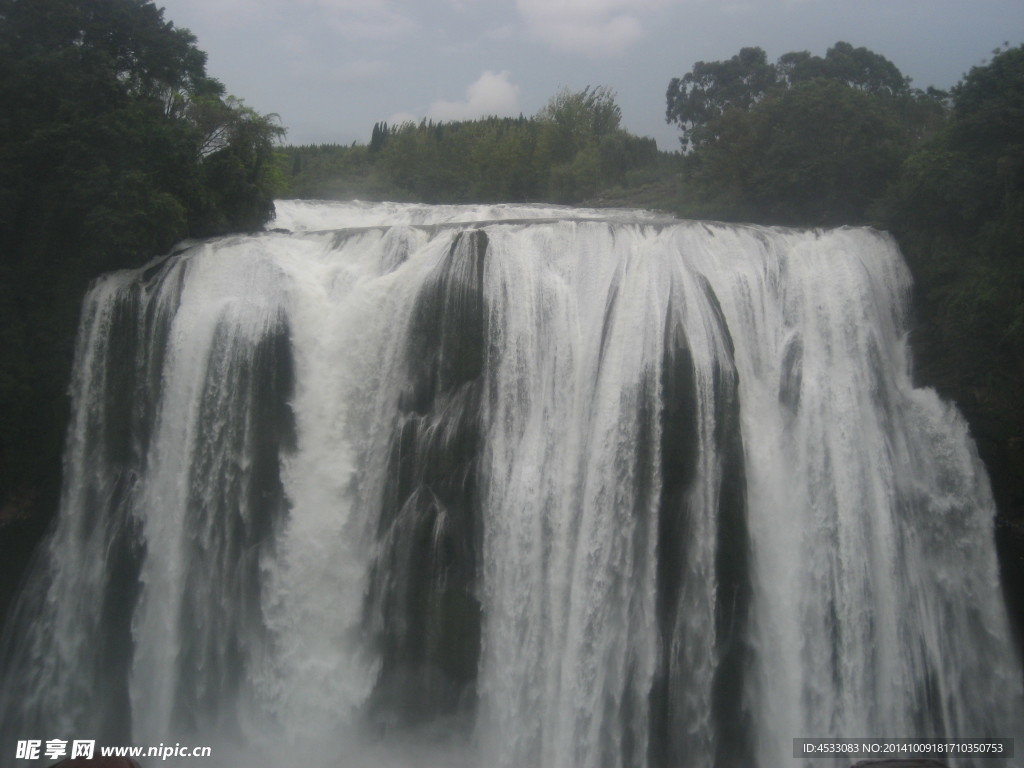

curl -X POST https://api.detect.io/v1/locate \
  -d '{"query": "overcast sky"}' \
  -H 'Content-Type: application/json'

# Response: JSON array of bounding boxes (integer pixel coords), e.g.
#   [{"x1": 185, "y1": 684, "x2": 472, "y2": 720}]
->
[{"x1": 155, "y1": 0, "x2": 1023, "y2": 150}]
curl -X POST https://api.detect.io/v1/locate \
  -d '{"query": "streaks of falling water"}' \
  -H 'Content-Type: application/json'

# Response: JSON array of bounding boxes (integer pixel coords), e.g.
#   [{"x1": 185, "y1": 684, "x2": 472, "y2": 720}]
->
[{"x1": 0, "y1": 203, "x2": 1019, "y2": 768}]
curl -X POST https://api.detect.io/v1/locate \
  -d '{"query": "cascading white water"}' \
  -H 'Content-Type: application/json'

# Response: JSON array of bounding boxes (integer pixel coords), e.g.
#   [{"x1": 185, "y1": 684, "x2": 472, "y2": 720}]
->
[{"x1": 0, "y1": 201, "x2": 1020, "y2": 767}]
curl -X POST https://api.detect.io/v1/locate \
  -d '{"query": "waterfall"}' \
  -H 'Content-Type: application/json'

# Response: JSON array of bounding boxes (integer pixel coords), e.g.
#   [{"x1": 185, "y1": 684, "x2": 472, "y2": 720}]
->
[{"x1": 1, "y1": 200, "x2": 1020, "y2": 767}]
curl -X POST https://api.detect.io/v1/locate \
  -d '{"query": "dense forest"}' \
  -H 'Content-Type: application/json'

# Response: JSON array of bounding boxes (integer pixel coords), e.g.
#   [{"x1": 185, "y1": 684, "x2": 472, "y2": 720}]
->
[
  {"x1": 0, "y1": 0, "x2": 284, "y2": 612},
  {"x1": 0, "y1": 0, "x2": 1021, "y2": 639},
  {"x1": 280, "y1": 86, "x2": 666, "y2": 205}
]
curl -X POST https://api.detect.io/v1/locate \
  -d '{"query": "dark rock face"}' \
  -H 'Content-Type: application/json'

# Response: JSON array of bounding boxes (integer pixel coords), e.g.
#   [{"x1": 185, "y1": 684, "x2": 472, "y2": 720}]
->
[
  {"x1": 364, "y1": 229, "x2": 488, "y2": 724},
  {"x1": 980, "y1": 418, "x2": 1024, "y2": 657},
  {"x1": 852, "y1": 761, "x2": 949, "y2": 768}
]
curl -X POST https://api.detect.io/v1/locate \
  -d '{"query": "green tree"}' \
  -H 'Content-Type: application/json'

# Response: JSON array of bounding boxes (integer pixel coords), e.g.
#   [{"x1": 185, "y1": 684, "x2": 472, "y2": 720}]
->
[
  {"x1": 667, "y1": 42, "x2": 913, "y2": 153},
  {"x1": 0, "y1": 0, "x2": 285, "y2": 571},
  {"x1": 369, "y1": 121, "x2": 389, "y2": 153},
  {"x1": 777, "y1": 42, "x2": 909, "y2": 94},
  {"x1": 192, "y1": 98, "x2": 286, "y2": 234},
  {"x1": 535, "y1": 86, "x2": 630, "y2": 202},
  {"x1": 280, "y1": 89, "x2": 666, "y2": 207},
  {"x1": 884, "y1": 44, "x2": 1024, "y2": 377},
  {"x1": 667, "y1": 42, "x2": 929, "y2": 224},
  {"x1": 537, "y1": 85, "x2": 623, "y2": 145},
  {"x1": 690, "y1": 79, "x2": 909, "y2": 224},
  {"x1": 598, "y1": 130, "x2": 659, "y2": 187},
  {"x1": 665, "y1": 47, "x2": 777, "y2": 150}
]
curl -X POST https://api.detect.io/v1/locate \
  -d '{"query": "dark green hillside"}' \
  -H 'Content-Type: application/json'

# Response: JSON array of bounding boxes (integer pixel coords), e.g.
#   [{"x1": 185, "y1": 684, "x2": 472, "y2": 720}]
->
[{"x1": 0, "y1": 0, "x2": 284, "y2": 617}]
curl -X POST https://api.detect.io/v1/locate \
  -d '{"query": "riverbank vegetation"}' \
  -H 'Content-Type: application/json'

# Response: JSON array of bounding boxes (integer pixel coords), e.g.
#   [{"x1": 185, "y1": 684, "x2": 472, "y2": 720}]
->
[
  {"x1": 0, "y1": 0, "x2": 284, "y2": 612},
  {"x1": 280, "y1": 86, "x2": 668, "y2": 205}
]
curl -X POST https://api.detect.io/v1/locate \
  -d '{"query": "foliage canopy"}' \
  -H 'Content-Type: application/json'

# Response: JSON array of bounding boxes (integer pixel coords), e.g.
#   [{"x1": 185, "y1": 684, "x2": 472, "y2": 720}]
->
[
  {"x1": 666, "y1": 42, "x2": 912, "y2": 152},
  {"x1": 281, "y1": 87, "x2": 664, "y2": 206},
  {"x1": 883, "y1": 44, "x2": 1024, "y2": 390},
  {"x1": 0, "y1": 0, "x2": 284, "y2": 521},
  {"x1": 666, "y1": 41, "x2": 946, "y2": 225}
]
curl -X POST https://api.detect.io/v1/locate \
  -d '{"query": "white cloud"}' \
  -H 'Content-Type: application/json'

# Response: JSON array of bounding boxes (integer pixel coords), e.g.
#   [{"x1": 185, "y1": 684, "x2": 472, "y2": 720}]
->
[
  {"x1": 516, "y1": 0, "x2": 664, "y2": 55},
  {"x1": 426, "y1": 70, "x2": 522, "y2": 121}
]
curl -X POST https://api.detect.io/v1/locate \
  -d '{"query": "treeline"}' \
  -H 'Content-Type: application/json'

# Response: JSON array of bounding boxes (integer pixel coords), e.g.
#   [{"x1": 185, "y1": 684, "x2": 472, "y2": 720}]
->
[
  {"x1": 883, "y1": 44, "x2": 1023, "y2": 396},
  {"x1": 665, "y1": 42, "x2": 1022, "y2": 392},
  {"x1": 0, "y1": 0, "x2": 283, "y2": 577},
  {"x1": 281, "y1": 87, "x2": 668, "y2": 204},
  {"x1": 665, "y1": 42, "x2": 949, "y2": 225}
]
